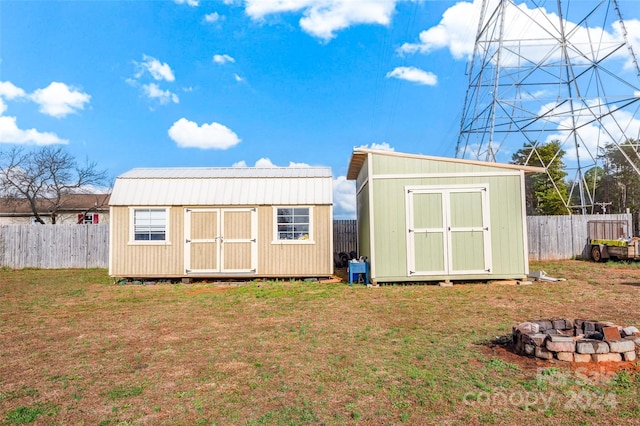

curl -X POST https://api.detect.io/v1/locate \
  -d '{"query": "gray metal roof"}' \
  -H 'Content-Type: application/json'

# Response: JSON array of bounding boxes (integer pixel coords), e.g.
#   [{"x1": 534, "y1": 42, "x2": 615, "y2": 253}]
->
[{"x1": 110, "y1": 167, "x2": 333, "y2": 206}]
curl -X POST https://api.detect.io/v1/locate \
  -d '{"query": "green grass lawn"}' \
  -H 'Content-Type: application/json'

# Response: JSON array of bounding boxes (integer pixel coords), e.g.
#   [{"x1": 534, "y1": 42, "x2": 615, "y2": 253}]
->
[{"x1": 1, "y1": 262, "x2": 639, "y2": 425}]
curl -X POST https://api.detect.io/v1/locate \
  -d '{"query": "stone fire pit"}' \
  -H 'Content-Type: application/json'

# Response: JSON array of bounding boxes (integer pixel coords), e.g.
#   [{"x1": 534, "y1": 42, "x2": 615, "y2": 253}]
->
[{"x1": 513, "y1": 318, "x2": 640, "y2": 363}]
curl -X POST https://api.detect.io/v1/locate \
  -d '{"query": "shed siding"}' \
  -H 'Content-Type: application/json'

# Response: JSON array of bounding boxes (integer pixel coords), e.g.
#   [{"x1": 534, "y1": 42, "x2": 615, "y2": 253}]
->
[
  {"x1": 355, "y1": 156, "x2": 371, "y2": 261},
  {"x1": 356, "y1": 183, "x2": 371, "y2": 261},
  {"x1": 110, "y1": 206, "x2": 185, "y2": 277},
  {"x1": 372, "y1": 152, "x2": 520, "y2": 175},
  {"x1": 257, "y1": 206, "x2": 332, "y2": 276},
  {"x1": 366, "y1": 154, "x2": 527, "y2": 282},
  {"x1": 488, "y1": 174, "x2": 526, "y2": 275},
  {"x1": 111, "y1": 205, "x2": 332, "y2": 278}
]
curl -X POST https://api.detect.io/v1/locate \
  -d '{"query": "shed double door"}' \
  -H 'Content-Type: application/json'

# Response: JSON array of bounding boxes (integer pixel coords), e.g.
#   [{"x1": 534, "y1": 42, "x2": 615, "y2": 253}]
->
[
  {"x1": 406, "y1": 185, "x2": 492, "y2": 276},
  {"x1": 184, "y1": 208, "x2": 257, "y2": 274}
]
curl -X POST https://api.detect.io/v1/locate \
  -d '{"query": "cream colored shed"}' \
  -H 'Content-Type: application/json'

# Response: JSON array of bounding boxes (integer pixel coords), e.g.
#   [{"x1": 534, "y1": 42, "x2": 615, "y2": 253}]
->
[{"x1": 109, "y1": 167, "x2": 333, "y2": 279}]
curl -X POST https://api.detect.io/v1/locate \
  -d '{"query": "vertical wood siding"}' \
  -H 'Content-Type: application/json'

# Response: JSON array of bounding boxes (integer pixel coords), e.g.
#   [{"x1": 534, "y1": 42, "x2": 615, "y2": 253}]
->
[
  {"x1": 257, "y1": 206, "x2": 333, "y2": 276},
  {"x1": 110, "y1": 206, "x2": 184, "y2": 277}
]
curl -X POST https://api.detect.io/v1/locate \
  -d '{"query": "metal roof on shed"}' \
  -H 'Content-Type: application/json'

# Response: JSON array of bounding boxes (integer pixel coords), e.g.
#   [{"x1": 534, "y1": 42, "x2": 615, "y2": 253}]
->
[{"x1": 109, "y1": 167, "x2": 333, "y2": 206}]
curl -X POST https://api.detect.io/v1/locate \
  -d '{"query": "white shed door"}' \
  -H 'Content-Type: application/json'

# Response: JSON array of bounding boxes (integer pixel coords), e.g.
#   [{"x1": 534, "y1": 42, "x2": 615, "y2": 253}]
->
[
  {"x1": 184, "y1": 208, "x2": 257, "y2": 274},
  {"x1": 406, "y1": 186, "x2": 492, "y2": 276}
]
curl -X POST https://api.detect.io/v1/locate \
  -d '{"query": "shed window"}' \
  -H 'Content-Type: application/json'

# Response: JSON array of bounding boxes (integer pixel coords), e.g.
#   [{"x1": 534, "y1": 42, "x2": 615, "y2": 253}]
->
[
  {"x1": 274, "y1": 207, "x2": 313, "y2": 242},
  {"x1": 133, "y1": 208, "x2": 167, "y2": 241}
]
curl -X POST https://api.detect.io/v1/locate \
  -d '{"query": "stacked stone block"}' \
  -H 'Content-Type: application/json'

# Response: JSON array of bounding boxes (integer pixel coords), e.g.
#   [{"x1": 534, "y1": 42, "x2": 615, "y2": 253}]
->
[{"x1": 513, "y1": 318, "x2": 640, "y2": 363}]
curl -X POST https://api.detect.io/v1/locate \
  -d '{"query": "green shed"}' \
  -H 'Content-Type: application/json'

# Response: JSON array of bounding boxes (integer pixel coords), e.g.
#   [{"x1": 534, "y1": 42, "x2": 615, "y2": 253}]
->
[{"x1": 346, "y1": 148, "x2": 545, "y2": 284}]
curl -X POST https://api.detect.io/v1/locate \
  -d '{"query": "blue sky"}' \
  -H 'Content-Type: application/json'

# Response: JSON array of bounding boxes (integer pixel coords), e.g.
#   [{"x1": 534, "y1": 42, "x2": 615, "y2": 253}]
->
[{"x1": 1, "y1": 0, "x2": 639, "y2": 219}]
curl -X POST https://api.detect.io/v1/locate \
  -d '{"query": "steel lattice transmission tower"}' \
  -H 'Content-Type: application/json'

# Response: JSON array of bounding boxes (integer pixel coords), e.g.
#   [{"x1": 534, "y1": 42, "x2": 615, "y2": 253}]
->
[{"x1": 456, "y1": 0, "x2": 640, "y2": 213}]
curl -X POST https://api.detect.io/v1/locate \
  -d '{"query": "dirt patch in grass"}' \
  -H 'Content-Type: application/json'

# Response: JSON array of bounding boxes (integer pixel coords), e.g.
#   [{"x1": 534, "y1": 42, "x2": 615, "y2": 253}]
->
[{"x1": 1, "y1": 262, "x2": 640, "y2": 425}]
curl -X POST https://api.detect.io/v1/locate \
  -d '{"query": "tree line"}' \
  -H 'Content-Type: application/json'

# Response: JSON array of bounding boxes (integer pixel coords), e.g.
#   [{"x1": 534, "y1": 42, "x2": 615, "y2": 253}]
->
[{"x1": 511, "y1": 140, "x2": 640, "y2": 219}]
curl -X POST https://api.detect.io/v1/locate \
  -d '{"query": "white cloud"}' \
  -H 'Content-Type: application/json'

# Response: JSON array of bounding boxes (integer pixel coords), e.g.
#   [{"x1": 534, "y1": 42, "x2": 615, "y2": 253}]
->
[
  {"x1": 399, "y1": 0, "x2": 478, "y2": 58},
  {"x1": 213, "y1": 54, "x2": 235, "y2": 64},
  {"x1": 168, "y1": 118, "x2": 241, "y2": 149},
  {"x1": 612, "y1": 18, "x2": 640, "y2": 70},
  {"x1": 233, "y1": 73, "x2": 245, "y2": 82},
  {"x1": 30, "y1": 82, "x2": 90, "y2": 118},
  {"x1": 255, "y1": 157, "x2": 277, "y2": 167},
  {"x1": 333, "y1": 175, "x2": 355, "y2": 219},
  {"x1": 142, "y1": 83, "x2": 179, "y2": 105},
  {"x1": 129, "y1": 56, "x2": 178, "y2": 107},
  {"x1": 358, "y1": 141, "x2": 395, "y2": 151},
  {"x1": 288, "y1": 161, "x2": 310, "y2": 167},
  {"x1": 0, "y1": 116, "x2": 68, "y2": 145},
  {"x1": 0, "y1": 99, "x2": 7, "y2": 115},
  {"x1": 244, "y1": 0, "x2": 397, "y2": 40},
  {"x1": 233, "y1": 158, "x2": 311, "y2": 168},
  {"x1": 399, "y1": 0, "x2": 637, "y2": 68},
  {"x1": 542, "y1": 100, "x2": 640, "y2": 163},
  {"x1": 204, "y1": 12, "x2": 222, "y2": 23},
  {"x1": 0, "y1": 81, "x2": 26, "y2": 100},
  {"x1": 136, "y1": 55, "x2": 175, "y2": 82},
  {"x1": 386, "y1": 66, "x2": 437, "y2": 86},
  {"x1": 174, "y1": 0, "x2": 199, "y2": 6}
]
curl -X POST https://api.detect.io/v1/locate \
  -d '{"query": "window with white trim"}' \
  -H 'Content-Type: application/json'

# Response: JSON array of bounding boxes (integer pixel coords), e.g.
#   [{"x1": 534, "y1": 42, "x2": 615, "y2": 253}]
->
[
  {"x1": 132, "y1": 208, "x2": 167, "y2": 241},
  {"x1": 274, "y1": 207, "x2": 312, "y2": 241}
]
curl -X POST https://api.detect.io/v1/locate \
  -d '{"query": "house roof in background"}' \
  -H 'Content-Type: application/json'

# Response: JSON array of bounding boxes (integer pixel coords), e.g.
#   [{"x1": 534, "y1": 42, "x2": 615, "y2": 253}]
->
[
  {"x1": 110, "y1": 167, "x2": 333, "y2": 206},
  {"x1": 347, "y1": 148, "x2": 547, "y2": 180},
  {"x1": 0, "y1": 194, "x2": 110, "y2": 216}
]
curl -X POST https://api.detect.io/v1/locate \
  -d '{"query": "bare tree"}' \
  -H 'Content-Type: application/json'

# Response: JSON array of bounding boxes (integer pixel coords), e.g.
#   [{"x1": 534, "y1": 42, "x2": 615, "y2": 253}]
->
[{"x1": 0, "y1": 146, "x2": 108, "y2": 224}]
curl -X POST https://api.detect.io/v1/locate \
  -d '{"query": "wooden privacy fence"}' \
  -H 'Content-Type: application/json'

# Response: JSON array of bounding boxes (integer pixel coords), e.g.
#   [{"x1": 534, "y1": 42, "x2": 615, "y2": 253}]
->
[
  {"x1": 333, "y1": 219, "x2": 357, "y2": 256},
  {"x1": 527, "y1": 213, "x2": 633, "y2": 261},
  {"x1": 0, "y1": 215, "x2": 632, "y2": 269},
  {"x1": 0, "y1": 223, "x2": 109, "y2": 269}
]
